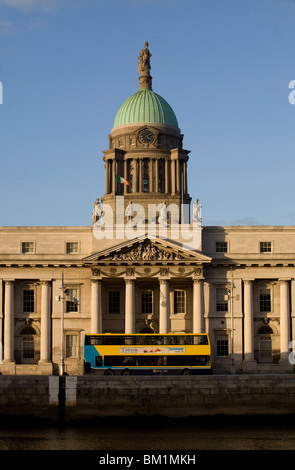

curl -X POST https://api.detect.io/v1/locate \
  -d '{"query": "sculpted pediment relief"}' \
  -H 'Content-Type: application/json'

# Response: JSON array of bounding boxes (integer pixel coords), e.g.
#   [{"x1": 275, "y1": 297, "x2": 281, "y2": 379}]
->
[
  {"x1": 110, "y1": 242, "x2": 177, "y2": 261},
  {"x1": 84, "y1": 237, "x2": 211, "y2": 264}
]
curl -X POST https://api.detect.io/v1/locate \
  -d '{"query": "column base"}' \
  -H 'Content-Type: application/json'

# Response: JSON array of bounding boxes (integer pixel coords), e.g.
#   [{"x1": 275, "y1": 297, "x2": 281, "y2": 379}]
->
[
  {"x1": 38, "y1": 360, "x2": 53, "y2": 375},
  {"x1": 0, "y1": 360, "x2": 16, "y2": 375},
  {"x1": 241, "y1": 359, "x2": 257, "y2": 373}
]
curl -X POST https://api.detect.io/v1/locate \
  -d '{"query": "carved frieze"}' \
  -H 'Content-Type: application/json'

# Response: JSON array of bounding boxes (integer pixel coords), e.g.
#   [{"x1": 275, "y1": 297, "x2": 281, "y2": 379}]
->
[{"x1": 110, "y1": 242, "x2": 179, "y2": 261}]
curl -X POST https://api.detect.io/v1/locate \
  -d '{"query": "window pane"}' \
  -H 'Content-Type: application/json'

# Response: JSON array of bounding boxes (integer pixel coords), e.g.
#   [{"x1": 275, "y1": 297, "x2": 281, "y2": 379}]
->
[
  {"x1": 260, "y1": 242, "x2": 272, "y2": 253},
  {"x1": 66, "y1": 335, "x2": 78, "y2": 357},
  {"x1": 217, "y1": 334, "x2": 229, "y2": 356},
  {"x1": 260, "y1": 289, "x2": 271, "y2": 312},
  {"x1": 216, "y1": 242, "x2": 227, "y2": 253},
  {"x1": 108, "y1": 291, "x2": 120, "y2": 314},
  {"x1": 66, "y1": 288, "x2": 78, "y2": 312},
  {"x1": 23, "y1": 341, "x2": 35, "y2": 359},
  {"x1": 141, "y1": 290, "x2": 153, "y2": 314},
  {"x1": 22, "y1": 242, "x2": 34, "y2": 253},
  {"x1": 174, "y1": 290, "x2": 186, "y2": 314},
  {"x1": 23, "y1": 289, "x2": 34, "y2": 313},
  {"x1": 216, "y1": 288, "x2": 228, "y2": 311},
  {"x1": 66, "y1": 242, "x2": 78, "y2": 253}
]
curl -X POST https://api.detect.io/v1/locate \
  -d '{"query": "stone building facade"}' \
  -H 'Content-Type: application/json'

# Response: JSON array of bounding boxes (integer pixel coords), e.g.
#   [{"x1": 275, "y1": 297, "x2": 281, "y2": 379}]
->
[{"x1": 0, "y1": 43, "x2": 294, "y2": 375}]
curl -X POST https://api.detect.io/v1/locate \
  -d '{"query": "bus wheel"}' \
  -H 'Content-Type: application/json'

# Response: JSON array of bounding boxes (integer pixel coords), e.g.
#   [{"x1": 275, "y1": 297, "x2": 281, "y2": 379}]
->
[
  {"x1": 182, "y1": 369, "x2": 191, "y2": 376},
  {"x1": 104, "y1": 369, "x2": 114, "y2": 376},
  {"x1": 122, "y1": 369, "x2": 131, "y2": 376}
]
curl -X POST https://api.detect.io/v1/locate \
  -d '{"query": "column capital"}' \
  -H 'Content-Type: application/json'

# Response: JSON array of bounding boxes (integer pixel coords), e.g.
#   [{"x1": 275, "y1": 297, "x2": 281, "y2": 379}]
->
[
  {"x1": 159, "y1": 278, "x2": 169, "y2": 284},
  {"x1": 193, "y1": 277, "x2": 204, "y2": 284},
  {"x1": 91, "y1": 277, "x2": 102, "y2": 283},
  {"x1": 40, "y1": 280, "x2": 51, "y2": 285},
  {"x1": 279, "y1": 279, "x2": 290, "y2": 285},
  {"x1": 243, "y1": 279, "x2": 254, "y2": 285},
  {"x1": 125, "y1": 278, "x2": 135, "y2": 284},
  {"x1": 4, "y1": 279, "x2": 15, "y2": 285}
]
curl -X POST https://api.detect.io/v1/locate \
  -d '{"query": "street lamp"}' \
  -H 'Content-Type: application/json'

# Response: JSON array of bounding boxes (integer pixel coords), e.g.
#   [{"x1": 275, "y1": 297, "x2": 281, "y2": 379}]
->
[
  {"x1": 227, "y1": 267, "x2": 235, "y2": 375},
  {"x1": 59, "y1": 272, "x2": 68, "y2": 376}
]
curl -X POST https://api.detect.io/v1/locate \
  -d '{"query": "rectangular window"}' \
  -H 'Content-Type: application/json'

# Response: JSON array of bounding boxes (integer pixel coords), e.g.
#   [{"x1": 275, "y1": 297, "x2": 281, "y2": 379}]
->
[
  {"x1": 108, "y1": 291, "x2": 120, "y2": 314},
  {"x1": 66, "y1": 242, "x2": 78, "y2": 254},
  {"x1": 141, "y1": 290, "x2": 153, "y2": 315},
  {"x1": 260, "y1": 289, "x2": 271, "y2": 312},
  {"x1": 216, "y1": 288, "x2": 228, "y2": 312},
  {"x1": 260, "y1": 242, "x2": 272, "y2": 253},
  {"x1": 66, "y1": 288, "x2": 79, "y2": 312},
  {"x1": 23, "y1": 289, "x2": 35, "y2": 313},
  {"x1": 66, "y1": 335, "x2": 78, "y2": 357},
  {"x1": 216, "y1": 242, "x2": 228, "y2": 253},
  {"x1": 217, "y1": 334, "x2": 229, "y2": 357},
  {"x1": 174, "y1": 290, "x2": 186, "y2": 315},
  {"x1": 22, "y1": 242, "x2": 34, "y2": 254},
  {"x1": 23, "y1": 340, "x2": 35, "y2": 359}
]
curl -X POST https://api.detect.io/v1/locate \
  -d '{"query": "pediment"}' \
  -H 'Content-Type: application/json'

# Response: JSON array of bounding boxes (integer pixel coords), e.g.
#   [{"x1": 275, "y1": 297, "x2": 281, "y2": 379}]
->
[{"x1": 84, "y1": 237, "x2": 211, "y2": 264}]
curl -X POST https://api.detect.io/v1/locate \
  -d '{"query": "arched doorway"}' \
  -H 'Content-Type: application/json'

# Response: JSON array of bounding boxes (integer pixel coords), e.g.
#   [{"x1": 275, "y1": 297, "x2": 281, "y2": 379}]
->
[
  {"x1": 257, "y1": 325, "x2": 273, "y2": 363},
  {"x1": 20, "y1": 325, "x2": 37, "y2": 364}
]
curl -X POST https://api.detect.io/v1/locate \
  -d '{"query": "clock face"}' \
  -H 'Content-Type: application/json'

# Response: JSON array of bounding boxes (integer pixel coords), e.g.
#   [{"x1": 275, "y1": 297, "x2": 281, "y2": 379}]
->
[{"x1": 139, "y1": 129, "x2": 154, "y2": 144}]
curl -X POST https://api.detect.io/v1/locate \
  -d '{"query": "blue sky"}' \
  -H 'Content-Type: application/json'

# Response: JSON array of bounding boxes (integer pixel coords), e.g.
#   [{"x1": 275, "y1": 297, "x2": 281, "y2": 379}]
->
[{"x1": 0, "y1": 0, "x2": 294, "y2": 227}]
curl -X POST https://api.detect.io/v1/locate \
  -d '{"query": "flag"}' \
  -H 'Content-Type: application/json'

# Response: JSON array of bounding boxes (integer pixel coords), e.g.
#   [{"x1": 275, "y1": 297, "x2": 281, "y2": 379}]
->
[{"x1": 115, "y1": 174, "x2": 129, "y2": 185}]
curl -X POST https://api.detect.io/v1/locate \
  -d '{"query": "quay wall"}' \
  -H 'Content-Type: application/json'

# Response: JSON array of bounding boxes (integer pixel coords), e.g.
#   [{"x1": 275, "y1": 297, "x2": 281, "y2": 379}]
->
[{"x1": 0, "y1": 374, "x2": 295, "y2": 422}]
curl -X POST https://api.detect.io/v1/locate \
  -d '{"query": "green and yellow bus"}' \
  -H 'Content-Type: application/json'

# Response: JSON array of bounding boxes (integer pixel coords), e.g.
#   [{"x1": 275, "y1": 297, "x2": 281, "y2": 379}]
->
[{"x1": 83, "y1": 333, "x2": 212, "y2": 376}]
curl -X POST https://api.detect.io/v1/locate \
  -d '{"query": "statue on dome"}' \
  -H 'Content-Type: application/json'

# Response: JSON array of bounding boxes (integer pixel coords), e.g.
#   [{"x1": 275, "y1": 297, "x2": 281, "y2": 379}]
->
[
  {"x1": 138, "y1": 41, "x2": 151, "y2": 75},
  {"x1": 192, "y1": 199, "x2": 202, "y2": 225},
  {"x1": 159, "y1": 201, "x2": 168, "y2": 226},
  {"x1": 92, "y1": 198, "x2": 102, "y2": 224}
]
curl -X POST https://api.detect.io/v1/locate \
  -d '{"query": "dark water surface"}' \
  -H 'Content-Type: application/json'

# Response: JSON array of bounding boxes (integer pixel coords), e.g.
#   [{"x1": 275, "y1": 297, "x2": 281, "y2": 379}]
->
[{"x1": 0, "y1": 415, "x2": 295, "y2": 451}]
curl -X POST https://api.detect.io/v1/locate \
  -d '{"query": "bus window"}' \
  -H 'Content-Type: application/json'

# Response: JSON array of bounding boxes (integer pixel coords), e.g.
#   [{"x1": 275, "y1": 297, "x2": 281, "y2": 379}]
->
[
  {"x1": 177, "y1": 336, "x2": 192, "y2": 345},
  {"x1": 193, "y1": 336, "x2": 208, "y2": 345},
  {"x1": 124, "y1": 337, "x2": 136, "y2": 345}
]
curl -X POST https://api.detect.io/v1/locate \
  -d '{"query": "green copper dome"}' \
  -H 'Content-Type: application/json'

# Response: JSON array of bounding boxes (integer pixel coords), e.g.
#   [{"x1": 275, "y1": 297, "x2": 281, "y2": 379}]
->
[{"x1": 113, "y1": 88, "x2": 179, "y2": 128}]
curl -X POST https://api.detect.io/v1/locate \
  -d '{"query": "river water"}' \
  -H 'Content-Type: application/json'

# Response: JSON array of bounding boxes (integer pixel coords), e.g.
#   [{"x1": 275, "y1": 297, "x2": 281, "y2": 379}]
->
[{"x1": 0, "y1": 415, "x2": 295, "y2": 451}]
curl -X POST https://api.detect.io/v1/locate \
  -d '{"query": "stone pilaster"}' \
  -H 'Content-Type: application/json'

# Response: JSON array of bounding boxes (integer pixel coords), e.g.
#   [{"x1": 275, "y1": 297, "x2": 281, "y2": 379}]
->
[
  {"x1": 242, "y1": 280, "x2": 256, "y2": 372},
  {"x1": 91, "y1": 279, "x2": 102, "y2": 334},
  {"x1": 125, "y1": 280, "x2": 135, "y2": 334},
  {"x1": 279, "y1": 280, "x2": 291, "y2": 369},
  {"x1": 3, "y1": 280, "x2": 15, "y2": 364},
  {"x1": 193, "y1": 279, "x2": 204, "y2": 333},
  {"x1": 159, "y1": 279, "x2": 170, "y2": 334}
]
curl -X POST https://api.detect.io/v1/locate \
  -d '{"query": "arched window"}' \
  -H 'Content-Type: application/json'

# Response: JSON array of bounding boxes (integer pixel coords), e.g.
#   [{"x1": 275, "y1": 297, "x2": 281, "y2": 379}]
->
[
  {"x1": 258, "y1": 325, "x2": 273, "y2": 363},
  {"x1": 20, "y1": 325, "x2": 36, "y2": 362}
]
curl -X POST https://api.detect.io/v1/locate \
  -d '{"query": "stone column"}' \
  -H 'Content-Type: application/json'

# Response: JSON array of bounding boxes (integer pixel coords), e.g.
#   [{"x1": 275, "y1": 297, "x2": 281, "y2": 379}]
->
[
  {"x1": 159, "y1": 280, "x2": 170, "y2": 334},
  {"x1": 124, "y1": 159, "x2": 128, "y2": 194},
  {"x1": 243, "y1": 280, "x2": 255, "y2": 363},
  {"x1": 154, "y1": 158, "x2": 159, "y2": 193},
  {"x1": 139, "y1": 158, "x2": 143, "y2": 192},
  {"x1": 171, "y1": 159, "x2": 176, "y2": 195},
  {"x1": 3, "y1": 280, "x2": 14, "y2": 363},
  {"x1": 91, "y1": 279, "x2": 102, "y2": 334},
  {"x1": 125, "y1": 280, "x2": 135, "y2": 334},
  {"x1": 280, "y1": 280, "x2": 291, "y2": 363},
  {"x1": 165, "y1": 159, "x2": 169, "y2": 194},
  {"x1": 112, "y1": 157, "x2": 116, "y2": 194},
  {"x1": 40, "y1": 281, "x2": 51, "y2": 363},
  {"x1": 105, "y1": 162, "x2": 110, "y2": 194},
  {"x1": 134, "y1": 159, "x2": 138, "y2": 193},
  {"x1": 193, "y1": 279, "x2": 204, "y2": 333}
]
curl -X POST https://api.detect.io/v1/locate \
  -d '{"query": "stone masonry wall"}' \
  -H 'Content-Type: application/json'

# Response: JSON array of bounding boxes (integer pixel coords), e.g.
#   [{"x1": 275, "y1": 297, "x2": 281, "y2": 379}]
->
[{"x1": 0, "y1": 375, "x2": 295, "y2": 422}]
